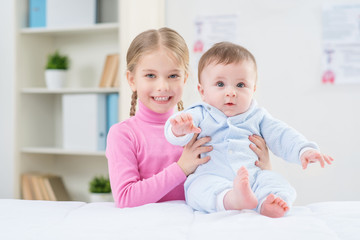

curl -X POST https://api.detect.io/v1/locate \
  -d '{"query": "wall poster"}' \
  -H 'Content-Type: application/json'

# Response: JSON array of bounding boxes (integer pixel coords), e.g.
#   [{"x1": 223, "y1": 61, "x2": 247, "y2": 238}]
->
[
  {"x1": 322, "y1": 3, "x2": 360, "y2": 84},
  {"x1": 192, "y1": 14, "x2": 240, "y2": 73}
]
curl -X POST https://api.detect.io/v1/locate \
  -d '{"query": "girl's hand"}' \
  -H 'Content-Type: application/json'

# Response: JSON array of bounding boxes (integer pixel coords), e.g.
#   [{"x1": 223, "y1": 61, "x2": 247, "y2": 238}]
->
[
  {"x1": 177, "y1": 133, "x2": 213, "y2": 176},
  {"x1": 249, "y1": 134, "x2": 272, "y2": 170},
  {"x1": 300, "y1": 149, "x2": 334, "y2": 169},
  {"x1": 170, "y1": 113, "x2": 201, "y2": 137}
]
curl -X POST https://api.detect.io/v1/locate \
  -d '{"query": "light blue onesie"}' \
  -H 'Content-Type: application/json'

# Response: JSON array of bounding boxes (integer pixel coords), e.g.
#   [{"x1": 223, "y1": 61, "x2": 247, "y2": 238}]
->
[{"x1": 165, "y1": 100, "x2": 319, "y2": 213}]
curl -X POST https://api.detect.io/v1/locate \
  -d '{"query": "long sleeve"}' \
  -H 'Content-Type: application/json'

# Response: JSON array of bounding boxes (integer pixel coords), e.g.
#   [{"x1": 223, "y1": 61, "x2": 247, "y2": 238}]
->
[
  {"x1": 164, "y1": 106, "x2": 204, "y2": 146},
  {"x1": 106, "y1": 119, "x2": 186, "y2": 208},
  {"x1": 259, "y1": 109, "x2": 319, "y2": 164}
]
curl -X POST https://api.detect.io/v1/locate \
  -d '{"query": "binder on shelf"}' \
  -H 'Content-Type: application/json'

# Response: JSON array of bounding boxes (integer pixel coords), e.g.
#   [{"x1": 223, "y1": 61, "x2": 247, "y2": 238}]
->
[
  {"x1": 62, "y1": 94, "x2": 106, "y2": 151},
  {"x1": 99, "y1": 54, "x2": 119, "y2": 88},
  {"x1": 106, "y1": 93, "x2": 119, "y2": 135},
  {"x1": 47, "y1": 0, "x2": 96, "y2": 28},
  {"x1": 29, "y1": 0, "x2": 46, "y2": 28}
]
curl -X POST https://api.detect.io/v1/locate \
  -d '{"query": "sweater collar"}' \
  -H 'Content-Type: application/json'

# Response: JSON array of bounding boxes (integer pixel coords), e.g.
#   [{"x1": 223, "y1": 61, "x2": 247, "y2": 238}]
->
[
  {"x1": 191, "y1": 99, "x2": 257, "y2": 124},
  {"x1": 136, "y1": 100, "x2": 174, "y2": 124}
]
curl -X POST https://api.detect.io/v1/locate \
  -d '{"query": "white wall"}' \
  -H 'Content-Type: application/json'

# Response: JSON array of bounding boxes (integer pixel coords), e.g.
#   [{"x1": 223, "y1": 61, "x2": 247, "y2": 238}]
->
[
  {"x1": 0, "y1": 1, "x2": 15, "y2": 198},
  {"x1": 1, "y1": 0, "x2": 359, "y2": 204},
  {"x1": 166, "y1": 0, "x2": 360, "y2": 205}
]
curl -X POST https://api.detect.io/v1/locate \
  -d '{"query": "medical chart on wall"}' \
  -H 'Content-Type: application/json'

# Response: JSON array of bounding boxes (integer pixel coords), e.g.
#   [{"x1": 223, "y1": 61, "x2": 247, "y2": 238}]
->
[
  {"x1": 322, "y1": 3, "x2": 360, "y2": 84},
  {"x1": 192, "y1": 14, "x2": 240, "y2": 73}
]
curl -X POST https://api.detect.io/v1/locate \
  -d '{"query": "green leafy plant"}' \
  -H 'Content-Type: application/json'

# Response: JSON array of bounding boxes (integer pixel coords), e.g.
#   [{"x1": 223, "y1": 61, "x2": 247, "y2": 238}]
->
[
  {"x1": 45, "y1": 50, "x2": 69, "y2": 70},
  {"x1": 89, "y1": 176, "x2": 111, "y2": 193}
]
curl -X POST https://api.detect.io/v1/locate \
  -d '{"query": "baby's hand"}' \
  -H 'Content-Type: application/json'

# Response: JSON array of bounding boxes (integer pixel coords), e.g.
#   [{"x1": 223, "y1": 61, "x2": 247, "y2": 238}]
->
[
  {"x1": 170, "y1": 113, "x2": 201, "y2": 137},
  {"x1": 300, "y1": 149, "x2": 334, "y2": 169}
]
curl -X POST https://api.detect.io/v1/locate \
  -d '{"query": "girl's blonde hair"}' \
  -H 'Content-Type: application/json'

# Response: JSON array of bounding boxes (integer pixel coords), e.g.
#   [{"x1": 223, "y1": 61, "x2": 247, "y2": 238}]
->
[
  {"x1": 198, "y1": 42, "x2": 258, "y2": 83},
  {"x1": 127, "y1": 27, "x2": 189, "y2": 116}
]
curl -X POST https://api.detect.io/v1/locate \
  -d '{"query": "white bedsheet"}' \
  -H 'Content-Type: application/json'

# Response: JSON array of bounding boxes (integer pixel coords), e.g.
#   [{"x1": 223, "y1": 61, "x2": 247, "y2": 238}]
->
[{"x1": 0, "y1": 199, "x2": 359, "y2": 240}]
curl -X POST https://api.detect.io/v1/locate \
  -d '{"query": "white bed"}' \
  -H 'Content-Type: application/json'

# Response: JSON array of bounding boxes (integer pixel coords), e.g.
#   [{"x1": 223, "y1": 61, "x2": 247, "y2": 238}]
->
[{"x1": 1, "y1": 199, "x2": 359, "y2": 240}]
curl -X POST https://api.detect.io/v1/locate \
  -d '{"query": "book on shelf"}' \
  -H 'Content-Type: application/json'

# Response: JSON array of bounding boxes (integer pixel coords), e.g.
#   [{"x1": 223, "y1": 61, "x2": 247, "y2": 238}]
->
[
  {"x1": 21, "y1": 173, "x2": 71, "y2": 201},
  {"x1": 112, "y1": 63, "x2": 120, "y2": 87},
  {"x1": 30, "y1": 174, "x2": 45, "y2": 200},
  {"x1": 21, "y1": 174, "x2": 34, "y2": 200},
  {"x1": 29, "y1": 0, "x2": 46, "y2": 28},
  {"x1": 43, "y1": 175, "x2": 71, "y2": 201},
  {"x1": 99, "y1": 54, "x2": 119, "y2": 88},
  {"x1": 62, "y1": 94, "x2": 107, "y2": 151}
]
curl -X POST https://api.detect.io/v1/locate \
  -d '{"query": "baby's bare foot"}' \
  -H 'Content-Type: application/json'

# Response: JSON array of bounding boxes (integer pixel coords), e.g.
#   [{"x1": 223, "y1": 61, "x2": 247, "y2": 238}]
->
[
  {"x1": 224, "y1": 166, "x2": 258, "y2": 210},
  {"x1": 260, "y1": 194, "x2": 289, "y2": 218}
]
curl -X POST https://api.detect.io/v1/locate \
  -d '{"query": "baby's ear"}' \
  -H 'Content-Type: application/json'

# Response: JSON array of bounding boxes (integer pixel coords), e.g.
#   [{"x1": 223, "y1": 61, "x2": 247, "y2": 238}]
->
[
  {"x1": 197, "y1": 84, "x2": 205, "y2": 100},
  {"x1": 127, "y1": 71, "x2": 136, "y2": 91}
]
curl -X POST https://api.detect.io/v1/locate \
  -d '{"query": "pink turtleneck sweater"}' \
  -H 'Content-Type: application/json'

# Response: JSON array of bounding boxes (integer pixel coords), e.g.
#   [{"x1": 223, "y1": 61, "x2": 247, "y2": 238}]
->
[{"x1": 106, "y1": 101, "x2": 186, "y2": 208}]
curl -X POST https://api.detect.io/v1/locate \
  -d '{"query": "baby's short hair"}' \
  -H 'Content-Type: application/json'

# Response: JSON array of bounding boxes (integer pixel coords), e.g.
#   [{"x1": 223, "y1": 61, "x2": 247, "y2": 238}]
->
[{"x1": 198, "y1": 42, "x2": 257, "y2": 83}]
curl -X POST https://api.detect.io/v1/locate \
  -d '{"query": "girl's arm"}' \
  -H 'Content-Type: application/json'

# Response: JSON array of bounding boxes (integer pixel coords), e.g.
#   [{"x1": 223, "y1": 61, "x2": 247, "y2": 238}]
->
[
  {"x1": 106, "y1": 125, "x2": 212, "y2": 208},
  {"x1": 106, "y1": 125, "x2": 186, "y2": 208}
]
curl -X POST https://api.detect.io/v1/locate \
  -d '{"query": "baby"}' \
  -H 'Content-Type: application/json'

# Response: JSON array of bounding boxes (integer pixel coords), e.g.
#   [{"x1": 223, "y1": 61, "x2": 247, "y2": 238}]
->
[{"x1": 165, "y1": 42, "x2": 333, "y2": 218}]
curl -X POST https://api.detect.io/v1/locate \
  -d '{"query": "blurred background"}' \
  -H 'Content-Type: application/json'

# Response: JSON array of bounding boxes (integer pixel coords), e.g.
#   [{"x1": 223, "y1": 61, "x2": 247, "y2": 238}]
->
[{"x1": 1, "y1": 0, "x2": 359, "y2": 205}]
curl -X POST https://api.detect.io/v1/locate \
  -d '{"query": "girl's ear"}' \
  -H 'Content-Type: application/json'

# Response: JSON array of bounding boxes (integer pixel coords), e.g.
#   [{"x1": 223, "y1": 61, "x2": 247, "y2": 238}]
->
[
  {"x1": 197, "y1": 84, "x2": 205, "y2": 101},
  {"x1": 184, "y1": 73, "x2": 189, "y2": 84},
  {"x1": 127, "y1": 70, "x2": 136, "y2": 92}
]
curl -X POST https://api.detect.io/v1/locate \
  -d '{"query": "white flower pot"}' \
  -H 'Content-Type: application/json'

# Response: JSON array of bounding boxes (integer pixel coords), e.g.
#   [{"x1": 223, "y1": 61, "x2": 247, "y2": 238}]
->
[
  {"x1": 89, "y1": 193, "x2": 113, "y2": 203},
  {"x1": 45, "y1": 69, "x2": 67, "y2": 89}
]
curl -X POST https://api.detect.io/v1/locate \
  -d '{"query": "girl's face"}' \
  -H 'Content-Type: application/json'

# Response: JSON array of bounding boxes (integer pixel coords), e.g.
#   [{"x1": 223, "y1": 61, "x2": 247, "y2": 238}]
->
[{"x1": 127, "y1": 48, "x2": 188, "y2": 114}]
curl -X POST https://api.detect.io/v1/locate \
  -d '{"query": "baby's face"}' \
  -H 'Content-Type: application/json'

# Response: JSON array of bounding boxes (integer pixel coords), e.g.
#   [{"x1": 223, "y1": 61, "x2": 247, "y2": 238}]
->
[{"x1": 198, "y1": 60, "x2": 256, "y2": 117}]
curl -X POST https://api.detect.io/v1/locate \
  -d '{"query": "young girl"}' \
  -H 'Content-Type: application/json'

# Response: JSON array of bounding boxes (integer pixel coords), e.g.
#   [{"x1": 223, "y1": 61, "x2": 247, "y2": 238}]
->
[{"x1": 106, "y1": 27, "x2": 271, "y2": 208}]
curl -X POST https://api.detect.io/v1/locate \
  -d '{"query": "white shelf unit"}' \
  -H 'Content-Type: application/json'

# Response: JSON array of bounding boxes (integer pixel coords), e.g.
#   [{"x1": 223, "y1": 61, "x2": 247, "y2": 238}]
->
[
  {"x1": 21, "y1": 87, "x2": 119, "y2": 94},
  {"x1": 20, "y1": 22, "x2": 119, "y2": 35},
  {"x1": 14, "y1": 0, "x2": 165, "y2": 201},
  {"x1": 21, "y1": 147, "x2": 106, "y2": 157}
]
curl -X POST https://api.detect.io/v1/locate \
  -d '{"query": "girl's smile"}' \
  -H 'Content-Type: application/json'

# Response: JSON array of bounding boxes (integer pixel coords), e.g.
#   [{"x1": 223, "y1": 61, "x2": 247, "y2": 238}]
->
[{"x1": 152, "y1": 96, "x2": 172, "y2": 102}]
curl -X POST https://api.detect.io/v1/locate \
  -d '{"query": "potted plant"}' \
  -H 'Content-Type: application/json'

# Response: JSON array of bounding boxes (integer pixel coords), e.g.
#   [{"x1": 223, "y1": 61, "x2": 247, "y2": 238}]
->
[
  {"x1": 89, "y1": 175, "x2": 113, "y2": 202},
  {"x1": 45, "y1": 50, "x2": 69, "y2": 89}
]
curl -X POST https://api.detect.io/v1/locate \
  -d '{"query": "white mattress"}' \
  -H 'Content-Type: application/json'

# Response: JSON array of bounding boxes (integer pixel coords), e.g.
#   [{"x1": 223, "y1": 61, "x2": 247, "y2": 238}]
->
[{"x1": 0, "y1": 199, "x2": 359, "y2": 240}]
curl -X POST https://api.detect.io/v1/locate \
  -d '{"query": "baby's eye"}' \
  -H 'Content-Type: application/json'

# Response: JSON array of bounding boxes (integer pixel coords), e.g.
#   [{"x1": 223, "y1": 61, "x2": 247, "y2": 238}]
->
[
  {"x1": 146, "y1": 74, "x2": 156, "y2": 78},
  {"x1": 169, "y1": 74, "x2": 179, "y2": 79},
  {"x1": 216, "y1": 81, "x2": 224, "y2": 87},
  {"x1": 237, "y1": 82, "x2": 245, "y2": 88}
]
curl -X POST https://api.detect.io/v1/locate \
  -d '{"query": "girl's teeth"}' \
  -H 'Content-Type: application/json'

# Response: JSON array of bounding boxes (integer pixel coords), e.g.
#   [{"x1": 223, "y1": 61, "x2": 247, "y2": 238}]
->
[{"x1": 154, "y1": 97, "x2": 169, "y2": 101}]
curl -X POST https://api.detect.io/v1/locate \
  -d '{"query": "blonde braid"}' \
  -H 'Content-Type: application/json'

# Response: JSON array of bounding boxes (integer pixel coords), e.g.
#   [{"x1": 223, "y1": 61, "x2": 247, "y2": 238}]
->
[
  {"x1": 177, "y1": 100, "x2": 184, "y2": 111},
  {"x1": 130, "y1": 91, "x2": 137, "y2": 117}
]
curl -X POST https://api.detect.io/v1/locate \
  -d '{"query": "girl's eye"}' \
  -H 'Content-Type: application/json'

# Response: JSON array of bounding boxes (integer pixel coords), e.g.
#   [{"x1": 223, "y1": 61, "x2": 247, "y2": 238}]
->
[
  {"x1": 216, "y1": 81, "x2": 224, "y2": 87},
  {"x1": 146, "y1": 74, "x2": 156, "y2": 78},
  {"x1": 169, "y1": 74, "x2": 179, "y2": 79},
  {"x1": 237, "y1": 82, "x2": 245, "y2": 88}
]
